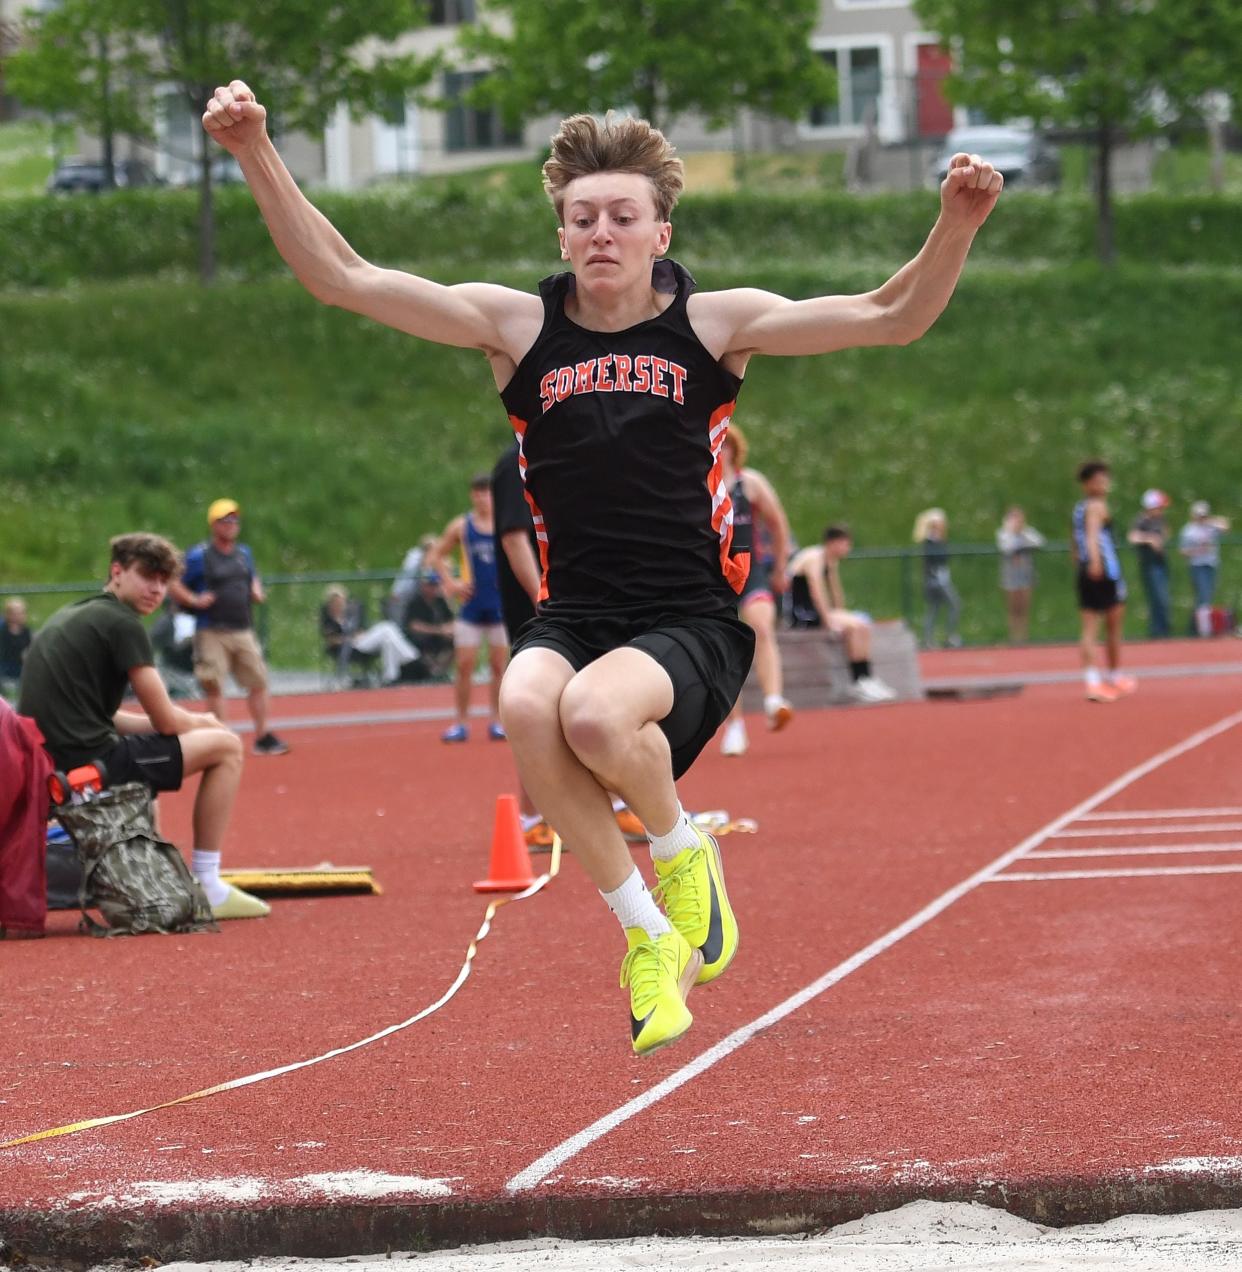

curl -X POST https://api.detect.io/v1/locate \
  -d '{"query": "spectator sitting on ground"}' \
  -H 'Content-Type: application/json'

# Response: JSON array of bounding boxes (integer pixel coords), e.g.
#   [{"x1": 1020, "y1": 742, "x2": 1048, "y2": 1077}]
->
[
  {"x1": 0, "y1": 597, "x2": 32, "y2": 696},
  {"x1": 1179, "y1": 500, "x2": 1232, "y2": 637},
  {"x1": 787, "y1": 525, "x2": 897, "y2": 703},
  {"x1": 320, "y1": 584, "x2": 423, "y2": 685},
  {"x1": 403, "y1": 572, "x2": 455, "y2": 680},
  {"x1": 17, "y1": 533, "x2": 268, "y2": 920}
]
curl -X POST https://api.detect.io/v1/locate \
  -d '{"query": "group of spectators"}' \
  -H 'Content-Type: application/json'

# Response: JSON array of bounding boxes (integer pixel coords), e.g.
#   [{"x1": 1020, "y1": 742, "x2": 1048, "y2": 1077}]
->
[{"x1": 911, "y1": 494, "x2": 1232, "y2": 647}]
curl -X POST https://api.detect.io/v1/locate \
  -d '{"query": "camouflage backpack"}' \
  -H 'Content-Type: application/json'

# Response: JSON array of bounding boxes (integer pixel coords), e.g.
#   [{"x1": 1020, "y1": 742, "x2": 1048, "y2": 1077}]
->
[{"x1": 54, "y1": 781, "x2": 218, "y2": 937}]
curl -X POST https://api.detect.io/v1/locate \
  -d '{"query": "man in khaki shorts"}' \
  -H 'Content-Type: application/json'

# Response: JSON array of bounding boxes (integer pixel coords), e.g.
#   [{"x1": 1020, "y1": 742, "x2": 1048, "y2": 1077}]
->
[{"x1": 171, "y1": 499, "x2": 289, "y2": 755}]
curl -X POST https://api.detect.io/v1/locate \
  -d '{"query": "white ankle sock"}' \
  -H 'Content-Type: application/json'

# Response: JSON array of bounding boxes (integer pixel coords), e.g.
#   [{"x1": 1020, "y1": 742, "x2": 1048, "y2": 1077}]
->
[
  {"x1": 764, "y1": 693, "x2": 785, "y2": 714},
  {"x1": 520, "y1": 812, "x2": 543, "y2": 832},
  {"x1": 191, "y1": 850, "x2": 230, "y2": 906},
  {"x1": 601, "y1": 867, "x2": 670, "y2": 939},
  {"x1": 647, "y1": 804, "x2": 701, "y2": 862},
  {"x1": 1084, "y1": 667, "x2": 1102, "y2": 688}
]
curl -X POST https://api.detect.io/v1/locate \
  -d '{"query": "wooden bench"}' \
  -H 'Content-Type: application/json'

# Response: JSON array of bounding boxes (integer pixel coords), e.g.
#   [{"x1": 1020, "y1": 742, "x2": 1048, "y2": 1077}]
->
[{"x1": 739, "y1": 620, "x2": 923, "y2": 710}]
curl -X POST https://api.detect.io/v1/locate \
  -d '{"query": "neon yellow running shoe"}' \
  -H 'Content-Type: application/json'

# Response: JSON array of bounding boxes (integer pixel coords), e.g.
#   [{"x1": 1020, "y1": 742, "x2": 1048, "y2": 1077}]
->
[
  {"x1": 653, "y1": 829, "x2": 738, "y2": 985},
  {"x1": 619, "y1": 927, "x2": 702, "y2": 1056}
]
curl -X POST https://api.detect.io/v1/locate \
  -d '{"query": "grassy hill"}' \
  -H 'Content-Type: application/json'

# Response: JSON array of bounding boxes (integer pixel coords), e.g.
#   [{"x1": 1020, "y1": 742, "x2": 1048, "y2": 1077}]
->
[{"x1": 4, "y1": 186, "x2": 1241, "y2": 651}]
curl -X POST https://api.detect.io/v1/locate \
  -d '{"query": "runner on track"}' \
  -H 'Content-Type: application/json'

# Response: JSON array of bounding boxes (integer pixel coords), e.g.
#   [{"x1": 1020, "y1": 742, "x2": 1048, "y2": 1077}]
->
[
  {"x1": 717, "y1": 423, "x2": 793, "y2": 757},
  {"x1": 204, "y1": 84, "x2": 1004, "y2": 1054},
  {"x1": 1072, "y1": 460, "x2": 1136, "y2": 703}
]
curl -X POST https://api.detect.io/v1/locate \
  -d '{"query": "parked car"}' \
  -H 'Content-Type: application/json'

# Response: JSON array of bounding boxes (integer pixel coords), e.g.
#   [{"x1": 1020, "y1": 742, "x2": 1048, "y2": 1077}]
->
[
  {"x1": 47, "y1": 157, "x2": 163, "y2": 194},
  {"x1": 932, "y1": 126, "x2": 1061, "y2": 189},
  {"x1": 166, "y1": 155, "x2": 245, "y2": 187}
]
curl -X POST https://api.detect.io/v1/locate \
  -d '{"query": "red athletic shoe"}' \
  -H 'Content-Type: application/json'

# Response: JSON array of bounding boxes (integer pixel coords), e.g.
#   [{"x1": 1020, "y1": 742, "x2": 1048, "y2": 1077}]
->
[
  {"x1": 1086, "y1": 683, "x2": 1120, "y2": 703},
  {"x1": 1109, "y1": 675, "x2": 1137, "y2": 695}
]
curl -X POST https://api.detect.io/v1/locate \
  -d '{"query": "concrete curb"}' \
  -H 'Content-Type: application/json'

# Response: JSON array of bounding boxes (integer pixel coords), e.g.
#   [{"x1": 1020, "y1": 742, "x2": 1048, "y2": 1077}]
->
[{"x1": 5, "y1": 1170, "x2": 1242, "y2": 1265}]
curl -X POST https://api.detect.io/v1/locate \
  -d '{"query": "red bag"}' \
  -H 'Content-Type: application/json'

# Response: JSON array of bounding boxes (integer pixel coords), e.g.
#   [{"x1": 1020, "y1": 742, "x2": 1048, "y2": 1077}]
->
[{"x1": 0, "y1": 698, "x2": 53, "y2": 938}]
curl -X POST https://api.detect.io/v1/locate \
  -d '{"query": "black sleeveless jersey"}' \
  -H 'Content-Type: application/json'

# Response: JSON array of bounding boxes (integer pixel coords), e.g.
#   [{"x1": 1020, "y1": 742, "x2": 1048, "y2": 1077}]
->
[{"x1": 499, "y1": 259, "x2": 750, "y2": 617}]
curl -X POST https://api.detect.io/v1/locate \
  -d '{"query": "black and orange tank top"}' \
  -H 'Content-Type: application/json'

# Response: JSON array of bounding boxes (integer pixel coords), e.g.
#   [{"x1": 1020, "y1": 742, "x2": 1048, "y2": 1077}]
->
[{"x1": 499, "y1": 258, "x2": 750, "y2": 616}]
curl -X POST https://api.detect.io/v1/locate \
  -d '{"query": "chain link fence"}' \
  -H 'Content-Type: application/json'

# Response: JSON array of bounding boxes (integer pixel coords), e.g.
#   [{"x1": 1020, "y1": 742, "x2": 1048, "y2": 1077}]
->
[{"x1": 4, "y1": 540, "x2": 1239, "y2": 696}]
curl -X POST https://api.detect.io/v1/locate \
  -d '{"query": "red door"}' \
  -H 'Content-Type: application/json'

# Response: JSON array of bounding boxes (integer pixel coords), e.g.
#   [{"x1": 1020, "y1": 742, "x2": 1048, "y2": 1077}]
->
[{"x1": 916, "y1": 43, "x2": 954, "y2": 137}]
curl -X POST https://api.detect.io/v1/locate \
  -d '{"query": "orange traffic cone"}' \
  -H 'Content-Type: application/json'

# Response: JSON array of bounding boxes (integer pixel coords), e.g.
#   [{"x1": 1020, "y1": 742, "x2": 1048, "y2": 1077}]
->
[{"x1": 474, "y1": 794, "x2": 537, "y2": 893}]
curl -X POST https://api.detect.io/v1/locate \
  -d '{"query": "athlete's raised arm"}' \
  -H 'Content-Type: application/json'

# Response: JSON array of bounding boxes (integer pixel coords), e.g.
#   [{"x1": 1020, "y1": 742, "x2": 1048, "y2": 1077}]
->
[
  {"x1": 694, "y1": 154, "x2": 1003, "y2": 366},
  {"x1": 202, "y1": 81, "x2": 540, "y2": 365}
]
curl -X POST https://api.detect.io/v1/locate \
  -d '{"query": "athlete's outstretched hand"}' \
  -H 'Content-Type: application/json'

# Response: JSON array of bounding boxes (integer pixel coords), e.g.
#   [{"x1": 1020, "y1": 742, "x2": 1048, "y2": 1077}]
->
[
  {"x1": 202, "y1": 80, "x2": 268, "y2": 155},
  {"x1": 940, "y1": 152, "x2": 1003, "y2": 230}
]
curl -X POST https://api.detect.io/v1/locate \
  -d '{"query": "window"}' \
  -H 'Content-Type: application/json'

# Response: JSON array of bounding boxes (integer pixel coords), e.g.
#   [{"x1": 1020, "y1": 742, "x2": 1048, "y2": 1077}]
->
[
  {"x1": 428, "y1": 0, "x2": 476, "y2": 24},
  {"x1": 443, "y1": 71, "x2": 521, "y2": 152},
  {"x1": 809, "y1": 45, "x2": 882, "y2": 129}
]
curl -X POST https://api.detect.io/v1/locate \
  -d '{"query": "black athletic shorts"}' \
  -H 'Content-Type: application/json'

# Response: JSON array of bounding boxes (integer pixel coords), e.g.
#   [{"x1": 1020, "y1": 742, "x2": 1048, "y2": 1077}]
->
[
  {"x1": 512, "y1": 607, "x2": 756, "y2": 779},
  {"x1": 739, "y1": 559, "x2": 773, "y2": 605},
  {"x1": 99, "y1": 733, "x2": 184, "y2": 793},
  {"x1": 1076, "y1": 569, "x2": 1127, "y2": 613}
]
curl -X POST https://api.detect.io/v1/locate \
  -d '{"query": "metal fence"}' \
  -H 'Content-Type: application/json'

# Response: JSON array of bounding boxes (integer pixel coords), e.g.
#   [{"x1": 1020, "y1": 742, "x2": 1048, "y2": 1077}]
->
[{"x1": 3, "y1": 539, "x2": 1239, "y2": 689}]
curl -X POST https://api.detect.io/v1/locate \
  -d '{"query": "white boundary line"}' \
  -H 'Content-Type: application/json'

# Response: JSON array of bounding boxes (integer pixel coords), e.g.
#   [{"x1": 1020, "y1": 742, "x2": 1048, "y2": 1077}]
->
[
  {"x1": 1078, "y1": 807, "x2": 1242, "y2": 821},
  {"x1": 1051, "y1": 821, "x2": 1242, "y2": 838},
  {"x1": 505, "y1": 706, "x2": 1242, "y2": 1194},
  {"x1": 992, "y1": 864, "x2": 1242, "y2": 882},
  {"x1": 1029, "y1": 841, "x2": 1242, "y2": 859}
]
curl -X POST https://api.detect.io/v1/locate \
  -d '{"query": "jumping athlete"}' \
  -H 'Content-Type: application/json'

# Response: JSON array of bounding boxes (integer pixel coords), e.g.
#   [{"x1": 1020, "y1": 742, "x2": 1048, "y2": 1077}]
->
[
  {"x1": 718, "y1": 423, "x2": 793, "y2": 756},
  {"x1": 1072, "y1": 460, "x2": 1136, "y2": 703},
  {"x1": 204, "y1": 84, "x2": 1004, "y2": 1054},
  {"x1": 426, "y1": 474, "x2": 508, "y2": 743}
]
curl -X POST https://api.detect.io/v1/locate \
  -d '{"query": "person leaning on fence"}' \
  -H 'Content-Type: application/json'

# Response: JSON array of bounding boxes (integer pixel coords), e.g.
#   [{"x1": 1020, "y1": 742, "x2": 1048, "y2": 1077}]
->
[
  {"x1": 996, "y1": 506, "x2": 1045, "y2": 644},
  {"x1": 786, "y1": 526, "x2": 897, "y2": 704},
  {"x1": 1179, "y1": 500, "x2": 1231, "y2": 637},
  {"x1": 17, "y1": 533, "x2": 269, "y2": 920},
  {"x1": 914, "y1": 507, "x2": 961, "y2": 649},
  {"x1": 170, "y1": 498, "x2": 289, "y2": 756},
  {"x1": 204, "y1": 78, "x2": 1004, "y2": 1054}
]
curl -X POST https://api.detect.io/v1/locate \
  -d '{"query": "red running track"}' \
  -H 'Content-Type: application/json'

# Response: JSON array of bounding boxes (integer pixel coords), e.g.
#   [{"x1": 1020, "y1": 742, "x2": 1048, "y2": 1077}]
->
[{"x1": 3, "y1": 651, "x2": 1242, "y2": 1261}]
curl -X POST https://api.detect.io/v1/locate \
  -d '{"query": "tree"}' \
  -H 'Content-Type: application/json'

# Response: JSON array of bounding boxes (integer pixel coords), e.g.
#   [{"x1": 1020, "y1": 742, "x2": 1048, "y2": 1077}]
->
[
  {"x1": 8, "y1": 0, "x2": 438, "y2": 281},
  {"x1": 6, "y1": 0, "x2": 151, "y2": 186},
  {"x1": 913, "y1": 0, "x2": 1242, "y2": 264},
  {"x1": 455, "y1": 0, "x2": 836, "y2": 138}
]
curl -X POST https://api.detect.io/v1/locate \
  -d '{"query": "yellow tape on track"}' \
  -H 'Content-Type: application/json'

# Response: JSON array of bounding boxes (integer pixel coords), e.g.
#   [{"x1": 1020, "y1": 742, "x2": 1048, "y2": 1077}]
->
[{"x1": 1, "y1": 838, "x2": 562, "y2": 1151}]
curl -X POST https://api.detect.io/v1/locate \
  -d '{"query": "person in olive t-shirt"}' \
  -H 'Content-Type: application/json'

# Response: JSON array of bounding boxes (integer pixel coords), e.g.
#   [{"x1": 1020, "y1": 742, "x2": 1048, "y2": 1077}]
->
[{"x1": 20, "y1": 533, "x2": 269, "y2": 920}]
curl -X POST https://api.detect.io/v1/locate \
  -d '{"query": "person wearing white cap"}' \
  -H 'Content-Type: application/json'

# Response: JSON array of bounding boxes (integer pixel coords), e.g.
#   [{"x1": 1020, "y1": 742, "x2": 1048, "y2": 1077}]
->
[
  {"x1": 1127, "y1": 488, "x2": 1171, "y2": 638},
  {"x1": 170, "y1": 499, "x2": 289, "y2": 756},
  {"x1": 1179, "y1": 500, "x2": 1232, "y2": 636}
]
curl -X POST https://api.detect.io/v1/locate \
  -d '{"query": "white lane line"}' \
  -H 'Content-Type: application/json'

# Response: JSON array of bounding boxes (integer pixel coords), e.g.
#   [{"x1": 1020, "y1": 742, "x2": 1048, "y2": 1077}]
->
[
  {"x1": 504, "y1": 706, "x2": 1242, "y2": 1194},
  {"x1": 1051, "y1": 821, "x2": 1242, "y2": 838},
  {"x1": 1029, "y1": 841, "x2": 1242, "y2": 859},
  {"x1": 992, "y1": 864, "x2": 1242, "y2": 882},
  {"x1": 1078, "y1": 807, "x2": 1242, "y2": 821}
]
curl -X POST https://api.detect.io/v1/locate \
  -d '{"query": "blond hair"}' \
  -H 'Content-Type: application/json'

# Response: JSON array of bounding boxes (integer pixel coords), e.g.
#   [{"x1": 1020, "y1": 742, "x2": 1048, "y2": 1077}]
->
[
  {"x1": 543, "y1": 113, "x2": 684, "y2": 224},
  {"x1": 912, "y1": 508, "x2": 947, "y2": 543}
]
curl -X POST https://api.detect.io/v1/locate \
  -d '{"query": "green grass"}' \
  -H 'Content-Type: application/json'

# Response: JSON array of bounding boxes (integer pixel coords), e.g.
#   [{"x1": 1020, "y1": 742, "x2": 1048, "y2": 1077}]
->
[
  {"x1": 0, "y1": 119, "x2": 58, "y2": 196},
  {"x1": 4, "y1": 176, "x2": 1242, "y2": 659}
]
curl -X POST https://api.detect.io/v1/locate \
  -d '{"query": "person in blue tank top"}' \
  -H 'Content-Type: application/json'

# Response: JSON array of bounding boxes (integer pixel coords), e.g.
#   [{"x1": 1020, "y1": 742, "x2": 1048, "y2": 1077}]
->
[
  {"x1": 206, "y1": 80, "x2": 1006, "y2": 1056},
  {"x1": 1071, "y1": 460, "x2": 1135, "y2": 703},
  {"x1": 426, "y1": 474, "x2": 508, "y2": 743}
]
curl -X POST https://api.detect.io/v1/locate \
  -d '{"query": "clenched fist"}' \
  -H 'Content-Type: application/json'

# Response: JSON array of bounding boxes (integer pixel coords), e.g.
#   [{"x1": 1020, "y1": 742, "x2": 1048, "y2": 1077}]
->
[
  {"x1": 940, "y1": 152, "x2": 1004, "y2": 231},
  {"x1": 202, "y1": 79, "x2": 268, "y2": 155}
]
